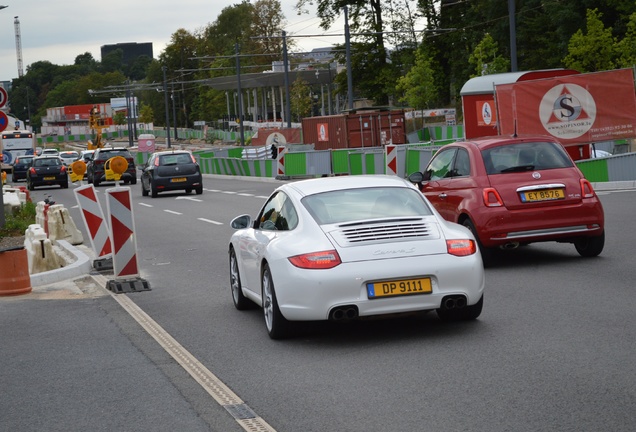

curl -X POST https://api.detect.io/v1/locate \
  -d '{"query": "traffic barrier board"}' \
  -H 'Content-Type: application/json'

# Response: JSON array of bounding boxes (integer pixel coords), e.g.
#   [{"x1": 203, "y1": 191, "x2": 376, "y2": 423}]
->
[
  {"x1": 385, "y1": 145, "x2": 397, "y2": 176},
  {"x1": 74, "y1": 184, "x2": 112, "y2": 259},
  {"x1": 105, "y1": 186, "x2": 139, "y2": 279}
]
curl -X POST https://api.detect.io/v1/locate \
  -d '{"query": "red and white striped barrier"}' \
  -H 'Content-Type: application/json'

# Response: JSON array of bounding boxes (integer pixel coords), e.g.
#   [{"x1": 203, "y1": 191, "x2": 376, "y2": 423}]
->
[
  {"x1": 276, "y1": 146, "x2": 287, "y2": 177},
  {"x1": 105, "y1": 186, "x2": 150, "y2": 293},
  {"x1": 74, "y1": 184, "x2": 113, "y2": 269},
  {"x1": 385, "y1": 144, "x2": 397, "y2": 176}
]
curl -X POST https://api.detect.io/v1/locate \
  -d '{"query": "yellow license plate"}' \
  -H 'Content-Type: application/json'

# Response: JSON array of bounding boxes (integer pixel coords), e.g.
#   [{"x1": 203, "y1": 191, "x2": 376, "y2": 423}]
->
[
  {"x1": 521, "y1": 188, "x2": 565, "y2": 202},
  {"x1": 171, "y1": 177, "x2": 187, "y2": 182},
  {"x1": 44, "y1": 176, "x2": 56, "y2": 180},
  {"x1": 367, "y1": 277, "x2": 432, "y2": 299}
]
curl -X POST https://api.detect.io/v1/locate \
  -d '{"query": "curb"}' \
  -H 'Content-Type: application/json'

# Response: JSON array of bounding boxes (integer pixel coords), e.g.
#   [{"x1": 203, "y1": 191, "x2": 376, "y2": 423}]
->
[
  {"x1": 30, "y1": 240, "x2": 93, "y2": 287},
  {"x1": 592, "y1": 181, "x2": 636, "y2": 191}
]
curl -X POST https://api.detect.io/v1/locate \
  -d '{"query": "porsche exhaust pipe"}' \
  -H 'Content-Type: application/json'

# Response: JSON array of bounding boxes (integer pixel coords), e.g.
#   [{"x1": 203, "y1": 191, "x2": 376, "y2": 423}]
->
[
  {"x1": 330, "y1": 306, "x2": 359, "y2": 321},
  {"x1": 441, "y1": 295, "x2": 467, "y2": 310}
]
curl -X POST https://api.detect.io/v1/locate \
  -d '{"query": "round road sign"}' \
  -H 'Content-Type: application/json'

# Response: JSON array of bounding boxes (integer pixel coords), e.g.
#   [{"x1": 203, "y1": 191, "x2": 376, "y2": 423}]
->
[
  {"x1": 0, "y1": 87, "x2": 7, "y2": 108},
  {"x1": 0, "y1": 111, "x2": 9, "y2": 132}
]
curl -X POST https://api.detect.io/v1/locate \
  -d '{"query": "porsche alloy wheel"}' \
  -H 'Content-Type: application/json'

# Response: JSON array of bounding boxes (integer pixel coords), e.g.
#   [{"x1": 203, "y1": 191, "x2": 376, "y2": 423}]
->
[{"x1": 262, "y1": 264, "x2": 291, "y2": 339}]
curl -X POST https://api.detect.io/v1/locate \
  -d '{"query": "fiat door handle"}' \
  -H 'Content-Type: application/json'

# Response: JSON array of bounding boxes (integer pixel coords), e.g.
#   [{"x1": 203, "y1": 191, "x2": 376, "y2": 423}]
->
[{"x1": 438, "y1": 193, "x2": 448, "y2": 199}]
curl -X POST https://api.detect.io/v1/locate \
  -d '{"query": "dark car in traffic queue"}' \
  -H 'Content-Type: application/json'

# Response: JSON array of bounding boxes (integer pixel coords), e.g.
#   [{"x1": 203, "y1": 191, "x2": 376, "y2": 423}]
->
[
  {"x1": 140, "y1": 150, "x2": 203, "y2": 198},
  {"x1": 86, "y1": 147, "x2": 136, "y2": 187},
  {"x1": 408, "y1": 134, "x2": 605, "y2": 265},
  {"x1": 26, "y1": 155, "x2": 68, "y2": 190},
  {"x1": 11, "y1": 155, "x2": 35, "y2": 182}
]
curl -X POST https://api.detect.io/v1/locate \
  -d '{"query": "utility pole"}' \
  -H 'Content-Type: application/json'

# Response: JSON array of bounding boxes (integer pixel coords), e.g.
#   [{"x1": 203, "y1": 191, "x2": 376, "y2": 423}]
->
[
  {"x1": 344, "y1": 6, "x2": 354, "y2": 110},
  {"x1": 162, "y1": 66, "x2": 171, "y2": 148},
  {"x1": 508, "y1": 0, "x2": 518, "y2": 72},
  {"x1": 235, "y1": 43, "x2": 245, "y2": 146},
  {"x1": 282, "y1": 31, "x2": 292, "y2": 128}
]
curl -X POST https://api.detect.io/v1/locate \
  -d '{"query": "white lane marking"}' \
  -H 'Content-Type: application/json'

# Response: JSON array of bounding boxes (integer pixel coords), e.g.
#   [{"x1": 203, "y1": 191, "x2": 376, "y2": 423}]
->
[
  {"x1": 237, "y1": 193, "x2": 254, "y2": 197},
  {"x1": 221, "y1": 191, "x2": 237, "y2": 195},
  {"x1": 256, "y1": 195, "x2": 269, "y2": 199},
  {"x1": 139, "y1": 203, "x2": 153, "y2": 207},
  {"x1": 205, "y1": 189, "x2": 221, "y2": 192},
  {"x1": 91, "y1": 274, "x2": 276, "y2": 432},
  {"x1": 198, "y1": 218, "x2": 223, "y2": 225},
  {"x1": 164, "y1": 209, "x2": 182, "y2": 215},
  {"x1": 175, "y1": 196, "x2": 203, "y2": 202}
]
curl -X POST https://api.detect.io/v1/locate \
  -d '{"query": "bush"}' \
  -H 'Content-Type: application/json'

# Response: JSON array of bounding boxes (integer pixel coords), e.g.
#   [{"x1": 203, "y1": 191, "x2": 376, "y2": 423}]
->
[{"x1": 0, "y1": 201, "x2": 37, "y2": 239}]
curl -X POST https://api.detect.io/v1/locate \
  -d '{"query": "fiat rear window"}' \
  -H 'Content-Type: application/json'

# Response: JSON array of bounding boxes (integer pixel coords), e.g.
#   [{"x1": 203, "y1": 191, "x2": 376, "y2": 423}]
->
[{"x1": 482, "y1": 141, "x2": 574, "y2": 174}]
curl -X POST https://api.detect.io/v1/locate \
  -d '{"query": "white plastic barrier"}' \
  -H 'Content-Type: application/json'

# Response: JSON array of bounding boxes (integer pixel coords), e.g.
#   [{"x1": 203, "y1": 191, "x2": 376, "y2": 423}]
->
[
  {"x1": 3, "y1": 188, "x2": 22, "y2": 215},
  {"x1": 23, "y1": 224, "x2": 60, "y2": 274},
  {"x1": 47, "y1": 204, "x2": 84, "y2": 245}
]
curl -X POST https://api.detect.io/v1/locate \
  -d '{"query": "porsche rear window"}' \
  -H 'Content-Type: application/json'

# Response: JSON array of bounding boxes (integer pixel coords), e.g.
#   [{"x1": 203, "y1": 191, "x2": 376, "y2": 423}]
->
[
  {"x1": 482, "y1": 141, "x2": 574, "y2": 174},
  {"x1": 303, "y1": 187, "x2": 433, "y2": 224}
]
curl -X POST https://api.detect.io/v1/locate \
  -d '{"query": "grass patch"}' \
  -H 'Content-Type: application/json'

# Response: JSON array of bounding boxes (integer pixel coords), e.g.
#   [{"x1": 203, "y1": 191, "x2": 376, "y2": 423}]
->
[{"x1": 0, "y1": 201, "x2": 37, "y2": 239}]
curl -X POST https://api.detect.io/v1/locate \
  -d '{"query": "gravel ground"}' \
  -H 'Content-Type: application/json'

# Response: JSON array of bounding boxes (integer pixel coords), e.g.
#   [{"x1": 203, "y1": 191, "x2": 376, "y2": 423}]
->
[{"x1": 0, "y1": 235, "x2": 26, "y2": 251}]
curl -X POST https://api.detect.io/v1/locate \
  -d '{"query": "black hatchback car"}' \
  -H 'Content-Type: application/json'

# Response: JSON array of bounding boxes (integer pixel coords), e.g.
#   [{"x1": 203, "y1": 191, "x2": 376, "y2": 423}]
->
[
  {"x1": 87, "y1": 147, "x2": 136, "y2": 186},
  {"x1": 140, "y1": 150, "x2": 203, "y2": 197},
  {"x1": 26, "y1": 155, "x2": 68, "y2": 190},
  {"x1": 11, "y1": 155, "x2": 34, "y2": 182}
]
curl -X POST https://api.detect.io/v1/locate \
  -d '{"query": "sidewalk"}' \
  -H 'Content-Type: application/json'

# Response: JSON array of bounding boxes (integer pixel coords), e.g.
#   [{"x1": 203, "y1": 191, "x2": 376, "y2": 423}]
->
[{"x1": 0, "y1": 260, "x2": 244, "y2": 432}]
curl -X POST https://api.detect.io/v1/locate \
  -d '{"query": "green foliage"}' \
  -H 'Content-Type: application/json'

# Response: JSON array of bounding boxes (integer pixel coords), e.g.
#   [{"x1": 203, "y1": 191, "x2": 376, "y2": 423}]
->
[
  {"x1": 563, "y1": 9, "x2": 617, "y2": 72},
  {"x1": 0, "y1": 202, "x2": 36, "y2": 239},
  {"x1": 7, "y1": 1, "x2": 636, "y2": 129},
  {"x1": 468, "y1": 33, "x2": 510, "y2": 77},
  {"x1": 396, "y1": 49, "x2": 438, "y2": 109},
  {"x1": 138, "y1": 103, "x2": 154, "y2": 124},
  {"x1": 113, "y1": 112, "x2": 126, "y2": 125},
  {"x1": 290, "y1": 77, "x2": 312, "y2": 122}
]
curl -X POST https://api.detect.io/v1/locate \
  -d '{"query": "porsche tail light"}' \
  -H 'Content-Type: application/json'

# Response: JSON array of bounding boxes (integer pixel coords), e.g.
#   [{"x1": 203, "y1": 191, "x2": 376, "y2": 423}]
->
[
  {"x1": 580, "y1": 178, "x2": 596, "y2": 198},
  {"x1": 446, "y1": 239, "x2": 477, "y2": 256},
  {"x1": 482, "y1": 187, "x2": 504, "y2": 207},
  {"x1": 60, "y1": 165, "x2": 67, "y2": 173},
  {"x1": 288, "y1": 250, "x2": 342, "y2": 269}
]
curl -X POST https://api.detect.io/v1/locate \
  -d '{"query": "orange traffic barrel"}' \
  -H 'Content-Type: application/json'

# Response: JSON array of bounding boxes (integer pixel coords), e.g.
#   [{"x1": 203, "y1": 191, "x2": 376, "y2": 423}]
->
[{"x1": 0, "y1": 247, "x2": 32, "y2": 296}]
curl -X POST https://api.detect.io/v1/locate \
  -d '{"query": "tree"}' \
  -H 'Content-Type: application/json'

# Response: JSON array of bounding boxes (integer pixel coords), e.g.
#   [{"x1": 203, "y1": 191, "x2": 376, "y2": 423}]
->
[
  {"x1": 396, "y1": 49, "x2": 438, "y2": 109},
  {"x1": 468, "y1": 33, "x2": 510, "y2": 77},
  {"x1": 563, "y1": 9, "x2": 617, "y2": 72},
  {"x1": 290, "y1": 77, "x2": 312, "y2": 122},
  {"x1": 616, "y1": 12, "x2": 636, "y2": 68},
  {"x1": 138, "y1": 103, "x2": 154, "y2": 124}
]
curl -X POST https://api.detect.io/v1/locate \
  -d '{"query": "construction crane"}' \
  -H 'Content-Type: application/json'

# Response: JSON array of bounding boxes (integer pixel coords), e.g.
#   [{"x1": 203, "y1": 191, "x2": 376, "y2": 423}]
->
[
  {"x1": 87, "y1": 106, "x2": 108, "y2": 150},
  {"x1": 15, "y1": 16, "x2": 23, "y2": 77}
]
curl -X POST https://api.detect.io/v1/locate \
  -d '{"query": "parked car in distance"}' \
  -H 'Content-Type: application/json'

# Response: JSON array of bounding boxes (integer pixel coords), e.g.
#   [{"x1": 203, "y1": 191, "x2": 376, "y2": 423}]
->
[
  {"x1": 87, "y1": 147, "x2": 136, "y2": 186},
  {"x1": 408, "y1": 135, "x2": 605, "y2": 264},
  {"x1": 140, "y1": 150, "x2": 203, "y2": 197},
  {"x1": 26, "y1": 155, "x2": 68, "y2": 190},
  {"x1": 59, "y1": 150, "x2": 80, "y2": 166},
  {"x1": 11, "y1": 155, "x2": 34, "y2": 182},
  {"x1": 229, "y1": 175, "x2": 485, "y2": 339}
]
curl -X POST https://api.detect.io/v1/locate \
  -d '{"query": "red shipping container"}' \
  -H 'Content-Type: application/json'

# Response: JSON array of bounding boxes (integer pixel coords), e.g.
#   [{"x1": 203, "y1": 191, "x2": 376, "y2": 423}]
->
[{"x1": 302, "y1": 109, "x2": 406, "y2": 150}]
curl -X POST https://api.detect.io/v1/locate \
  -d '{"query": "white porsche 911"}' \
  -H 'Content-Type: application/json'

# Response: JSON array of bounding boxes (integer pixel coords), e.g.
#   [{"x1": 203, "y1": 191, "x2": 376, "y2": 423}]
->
[{"x1": 229, "y1": 175, "x2": 485, "y2": 339}]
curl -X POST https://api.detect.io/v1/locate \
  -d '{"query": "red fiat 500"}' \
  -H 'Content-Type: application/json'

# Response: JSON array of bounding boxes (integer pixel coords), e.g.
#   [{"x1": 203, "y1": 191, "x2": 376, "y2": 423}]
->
[{"x1": 409, "y1": 135, "x2": 605, "y2": 263}]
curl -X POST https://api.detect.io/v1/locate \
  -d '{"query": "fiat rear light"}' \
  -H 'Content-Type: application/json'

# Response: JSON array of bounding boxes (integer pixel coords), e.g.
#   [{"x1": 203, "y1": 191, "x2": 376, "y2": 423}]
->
[
  {"x1": 482, "y1": 188, "x2": 504, "y2": 207},
  {"x1": 580, "y1": 179, "x2": 596, "y2": 198},
  {"x1": 288, "y1": 250, "x2": 342, "y2": 269},
  {"x1": 446, "y1": 239, "x2": 477, "y2": 256}
]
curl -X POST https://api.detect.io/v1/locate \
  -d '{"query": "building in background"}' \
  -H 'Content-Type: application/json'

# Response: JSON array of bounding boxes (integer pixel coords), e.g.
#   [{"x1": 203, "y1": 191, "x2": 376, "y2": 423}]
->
[{"x1": 100, "y1": 42, "x2": 153, "y2": 65}]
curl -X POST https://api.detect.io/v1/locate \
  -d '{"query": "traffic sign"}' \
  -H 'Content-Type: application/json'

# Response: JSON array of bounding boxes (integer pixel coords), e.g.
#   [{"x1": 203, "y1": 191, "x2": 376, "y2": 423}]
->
[
  {"x1": 0, "y1": 87, "x2": 7, "y2": 108},
  {"x1": 0, "y1": 111, "x2": 9, "y2": 132}
]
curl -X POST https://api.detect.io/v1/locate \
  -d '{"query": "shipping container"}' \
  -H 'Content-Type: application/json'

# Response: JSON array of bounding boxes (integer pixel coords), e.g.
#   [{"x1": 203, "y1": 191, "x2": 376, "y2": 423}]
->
[{"x1": 302, "y1": 109, "x2": 407, "y2": 150}]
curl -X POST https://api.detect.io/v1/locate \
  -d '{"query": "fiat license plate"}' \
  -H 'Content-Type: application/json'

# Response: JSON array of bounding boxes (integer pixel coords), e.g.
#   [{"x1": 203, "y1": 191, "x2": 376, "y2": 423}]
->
[
  {"x1": 44, "y1": 176, "x2": 56, "y2": 180},
  {"x1": 521, "y1": 188, "x2": 565, "y2": 202},
  {"x1": 171, "y1": 177, "x2": 187, "y2": 182},
  {"x1": 367, "y1": 277, "x2": 432, "y2": 299}
]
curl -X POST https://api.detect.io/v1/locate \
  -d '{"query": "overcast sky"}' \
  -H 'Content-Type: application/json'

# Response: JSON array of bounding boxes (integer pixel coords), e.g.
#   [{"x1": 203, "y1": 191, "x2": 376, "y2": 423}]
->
[{"x1": 0, "y1": 1, "x2": 345, "y2": 82}]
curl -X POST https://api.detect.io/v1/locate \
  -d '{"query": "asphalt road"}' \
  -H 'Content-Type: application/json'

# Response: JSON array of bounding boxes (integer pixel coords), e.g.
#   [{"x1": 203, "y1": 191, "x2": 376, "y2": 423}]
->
[{"x1": 4, "y1": 176, "x2": 636, "y2": 432}]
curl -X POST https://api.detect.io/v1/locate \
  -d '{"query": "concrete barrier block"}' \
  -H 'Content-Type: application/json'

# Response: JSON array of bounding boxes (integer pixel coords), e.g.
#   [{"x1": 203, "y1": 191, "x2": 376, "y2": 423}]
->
[
  {"x1": 47, "y1": 204, "x2": 84, "y2": 245},
  {"x1": 24, "y1": 224, "x2": 60, "y2": 274}
]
